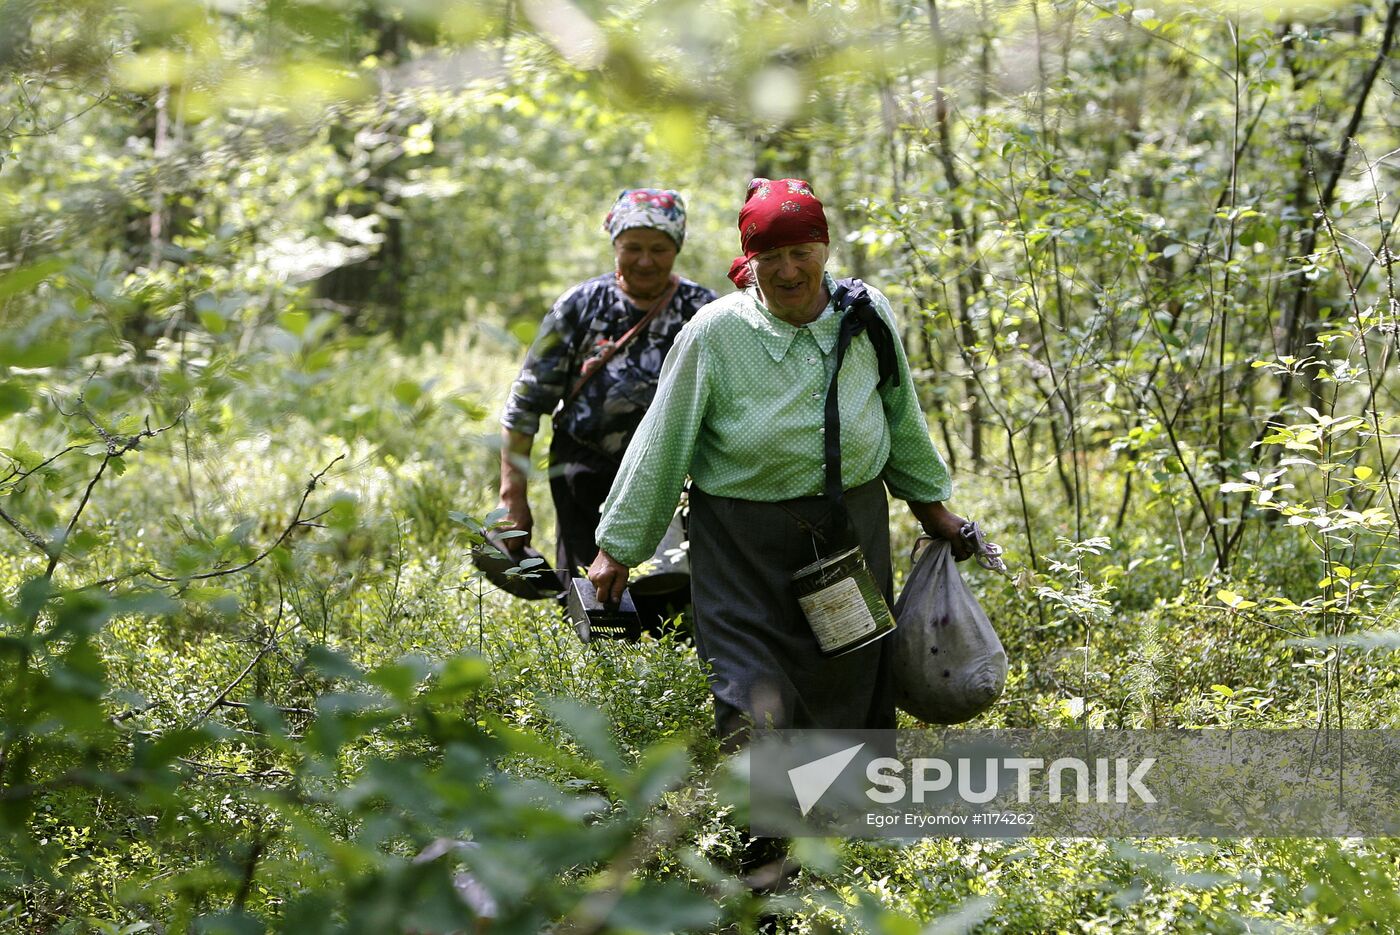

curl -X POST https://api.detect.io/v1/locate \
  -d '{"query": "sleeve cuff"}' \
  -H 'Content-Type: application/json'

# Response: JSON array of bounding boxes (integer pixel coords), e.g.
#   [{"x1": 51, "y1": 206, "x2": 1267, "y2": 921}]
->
[
  {"x1": 594, "y1": 533, "x2": 648, "y2": 569},
  {"x1": 500, "y1": 409, "x2": 541, "y2": 435}
]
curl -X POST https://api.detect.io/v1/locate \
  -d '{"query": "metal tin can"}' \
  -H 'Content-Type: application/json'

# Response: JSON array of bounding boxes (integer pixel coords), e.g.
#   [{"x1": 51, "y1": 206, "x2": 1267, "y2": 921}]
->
[{"x1": 792, "y1": 546, "x2": 897, "y2": 656}]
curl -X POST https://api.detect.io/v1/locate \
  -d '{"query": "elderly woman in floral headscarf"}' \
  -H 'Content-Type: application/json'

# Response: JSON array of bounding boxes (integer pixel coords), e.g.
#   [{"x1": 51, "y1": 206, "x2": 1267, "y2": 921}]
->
[
  {"x1": 588, "y1": 178, "x2": 972, "y2": 749},
  {"x1": 498, "y1": 189, "x2": 718, "y2": 591}
]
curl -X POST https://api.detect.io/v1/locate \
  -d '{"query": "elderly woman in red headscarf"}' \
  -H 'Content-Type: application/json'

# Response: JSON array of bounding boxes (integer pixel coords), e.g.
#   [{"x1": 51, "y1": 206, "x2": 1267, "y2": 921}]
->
[{"x1": 588, "y1": 179, "x2": 972, "y2": 748}]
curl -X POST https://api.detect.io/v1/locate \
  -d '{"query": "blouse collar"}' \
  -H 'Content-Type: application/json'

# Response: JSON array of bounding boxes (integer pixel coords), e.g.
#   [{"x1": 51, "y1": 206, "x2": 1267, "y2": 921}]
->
[{"x1": 741, "y1": 271, "x2": 842, "y2": 363}]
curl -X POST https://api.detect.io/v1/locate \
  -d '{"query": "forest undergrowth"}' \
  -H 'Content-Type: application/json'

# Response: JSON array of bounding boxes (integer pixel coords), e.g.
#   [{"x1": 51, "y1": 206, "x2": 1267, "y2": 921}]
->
[
  {"x1": 3, "y1": 0, "x2": 1400, "y2": 931},
  {"x1": 1, "y1": 323, "x2": 1397, "y2": 933}
]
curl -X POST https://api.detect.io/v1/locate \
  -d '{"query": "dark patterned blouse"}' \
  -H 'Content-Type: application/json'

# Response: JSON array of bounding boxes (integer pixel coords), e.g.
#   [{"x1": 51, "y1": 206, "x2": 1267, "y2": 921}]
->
[{"x1": 502, "y1": 273, "x2": 718, "y2": 459}]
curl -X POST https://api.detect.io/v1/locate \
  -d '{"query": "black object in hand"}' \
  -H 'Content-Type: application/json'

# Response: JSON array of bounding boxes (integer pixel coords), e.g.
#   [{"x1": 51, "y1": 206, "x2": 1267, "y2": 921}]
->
[{"x1": 566, "y1": 577, "x2": 641, "y2": 643}]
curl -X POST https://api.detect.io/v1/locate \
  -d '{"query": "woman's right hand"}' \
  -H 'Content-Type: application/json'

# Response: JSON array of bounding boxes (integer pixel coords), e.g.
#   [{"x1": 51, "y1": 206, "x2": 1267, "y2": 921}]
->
[{"x1": 587, "y1": 549, "x2": 630, "y2": 605}]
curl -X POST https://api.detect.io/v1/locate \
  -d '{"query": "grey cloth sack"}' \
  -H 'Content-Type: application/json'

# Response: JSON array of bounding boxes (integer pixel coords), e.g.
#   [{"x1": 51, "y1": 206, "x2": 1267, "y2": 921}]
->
[{"x1": 892, "y1": 538, "x2": 1007, "y2": 723}]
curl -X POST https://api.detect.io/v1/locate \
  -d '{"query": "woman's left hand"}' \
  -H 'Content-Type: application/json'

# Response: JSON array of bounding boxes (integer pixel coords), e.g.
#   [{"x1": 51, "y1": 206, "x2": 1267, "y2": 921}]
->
[{"x1": 910, "y1": 501, "x2": 976, "y2": 562}]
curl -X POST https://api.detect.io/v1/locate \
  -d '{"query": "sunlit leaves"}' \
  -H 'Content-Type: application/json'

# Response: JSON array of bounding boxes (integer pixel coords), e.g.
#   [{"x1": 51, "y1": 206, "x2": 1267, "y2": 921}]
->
[
  {"x1": 1215, "y1": 590, "x2": 1257, "y2": 611},
  {"x1": 0, "y1": 1, "x2": 1396, "y2": 930}
]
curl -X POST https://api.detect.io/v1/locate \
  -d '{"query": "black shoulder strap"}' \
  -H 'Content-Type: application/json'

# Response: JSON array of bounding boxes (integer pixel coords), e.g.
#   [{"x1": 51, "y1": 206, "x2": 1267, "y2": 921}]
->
[{"x1": 822, "y1": 278, "x2": 901, "y2": 540}]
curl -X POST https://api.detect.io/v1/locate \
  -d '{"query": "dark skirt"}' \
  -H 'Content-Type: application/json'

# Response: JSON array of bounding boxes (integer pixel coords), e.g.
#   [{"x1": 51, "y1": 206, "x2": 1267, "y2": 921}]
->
[
  {"x1": 547, "y1": 432, "x2": 619, "y2": 576},
  {"x1": 688, "y1": 478, "x2": 896, "y2": 749},
  {"x1": 548, "y1": 433, "x2": 687, "y2": 631}
]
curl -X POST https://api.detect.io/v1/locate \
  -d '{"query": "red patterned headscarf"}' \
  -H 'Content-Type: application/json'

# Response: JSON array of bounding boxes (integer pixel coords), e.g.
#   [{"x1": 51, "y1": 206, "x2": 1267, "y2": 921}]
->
[
  {"x1": 727, "y1": 256, "x2": 755, "y2": 289},
  {"x1": 736, "y1": 177, "x2": 829, "y2": 260}
]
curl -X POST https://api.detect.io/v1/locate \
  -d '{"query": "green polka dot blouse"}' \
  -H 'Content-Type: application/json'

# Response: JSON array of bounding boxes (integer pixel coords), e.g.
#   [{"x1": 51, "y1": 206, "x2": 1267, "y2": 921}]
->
[{"x1": 595, "y1": 273, "x2": 954, "y2": 567}]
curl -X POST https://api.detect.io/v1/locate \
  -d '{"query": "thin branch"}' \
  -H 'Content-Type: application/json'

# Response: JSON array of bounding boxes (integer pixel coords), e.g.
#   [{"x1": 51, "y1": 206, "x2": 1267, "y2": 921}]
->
[
  {"x1": 110, "y1": 701, "x2": 160, "y2": 725},
  {"x1": 44, "y1": 454, "x2": 110, "y2": 580},
  {"x1": 80, "y1": 400, "x2": 190, "y2": 457},
  {"x1": 1079, "y1": 0, "x2": 1234, "y2": 79},
  {"x1": 189, "y1": 580, "x2": 286, "y2": 728},
  {"x1": 233, "y1": 832, "x2": 270, "y2": 910},
  {"x1": 0, "y1": 401, "x2": 191, "y2": 572},
  {"x1": 0, "y1": 442, "x2": 86, "y2": 487},
  {"x1": 175, "y1": 758, "x2": 293, "y2": 781},
  {"x1": 216, "y1": 699, "x2": 314, "y2": 718},
  {"x1": 61, "y1": 455, "x2": 344, "y2": 595},
  {"x1": 148, "y1": 455, "x2": 344, "y2": 584},
  {"x1": 0, "y1": 90, "x2": 113, "y2": 141},
  {"x1": 0, "y1": 503, "x2": 48, "y2": 554},
  {"x1": 1149, "y1": 385, "x2": 1226, "y2": 569}
]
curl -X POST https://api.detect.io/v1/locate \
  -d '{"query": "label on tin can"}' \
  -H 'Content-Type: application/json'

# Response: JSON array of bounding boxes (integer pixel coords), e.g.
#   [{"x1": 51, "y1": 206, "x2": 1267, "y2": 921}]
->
[
  {"x1": 793, "y1": 546, "x2": 897, "y2": 656},
  {"x1": 797, "y1": 576, "x2": 879, "y2": 652}
]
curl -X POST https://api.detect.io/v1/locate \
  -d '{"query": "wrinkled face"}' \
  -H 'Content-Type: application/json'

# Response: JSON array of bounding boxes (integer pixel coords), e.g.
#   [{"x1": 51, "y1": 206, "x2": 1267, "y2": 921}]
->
[
  {"x1": 749, "y1": 242, "x2": 829, "y2": 324},
  {"x1": 613, "y1": 227, "x2": 679, "y2": 298}
]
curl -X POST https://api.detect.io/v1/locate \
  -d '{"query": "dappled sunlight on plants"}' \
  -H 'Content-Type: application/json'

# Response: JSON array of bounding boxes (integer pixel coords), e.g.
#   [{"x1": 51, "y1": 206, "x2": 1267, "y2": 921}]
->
[{"x1": 3, "y1": 0, "x2": 1399, "y2": 931}]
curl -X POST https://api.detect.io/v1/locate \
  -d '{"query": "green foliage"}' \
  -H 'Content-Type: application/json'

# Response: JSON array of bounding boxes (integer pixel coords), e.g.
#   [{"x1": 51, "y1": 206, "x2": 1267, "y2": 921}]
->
[
  {"x1": 0, "y1": 581, "x2": 735, "y2": 934},
  {"x1": 2, "y1": 0, "x2": 1398, "y2": 931}
]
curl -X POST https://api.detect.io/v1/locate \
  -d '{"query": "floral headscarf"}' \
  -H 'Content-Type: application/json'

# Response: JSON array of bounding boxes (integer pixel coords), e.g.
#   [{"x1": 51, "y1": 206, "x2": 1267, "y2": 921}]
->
[{"x1": 604, "y1": 188, "x2": 687, "y2": 250}]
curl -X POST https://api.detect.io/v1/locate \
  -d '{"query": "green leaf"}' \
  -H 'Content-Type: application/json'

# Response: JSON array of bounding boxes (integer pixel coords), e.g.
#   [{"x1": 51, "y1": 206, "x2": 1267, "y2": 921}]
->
[
  {"x1": 304, "y1": 645, "x2": 364, "y2": 681},
  {"x1": 542, "y1": 696, "x2": 624, "y2": 775},
  {"x1": 1216, "y1": 590, "x2": 1256, "y2": 610},
  {"x1": 303, "y1": 346, "x2": 336, "y2": 372},
  {"x1": 0, "y1": 382, "x2": 31, "y2": 417},
  {"x1": 367, "y1": 656, "x2": 429, "y2": 701},
  {"x1": 0, "y1": 338, "x2": 69, "y2": 368},
  {"x1": 184, "y1": 586, "x2": 239, "y2": 615},
  {"x1": 279, "y1": 310, "x2": 311, "y2": 336},
  {"x1": 509, "y1": 320, "x2": 538, "y2": 345},
  {"x1": 424, "y1": 655, "x2": 490, "y2": 704},
  {"x1": 3, "y1": 439, "x2": 45, "y2": 471},
  {"x1": 449, "y1": 396, "x2": 489, "y2": 420},
  {"x1": 198, "y1": 310, "x2": 228, "y2": 334},
  {"x1": 243, "y1": 699, "x2": 289, "y2": 739},
  {"x1": 629, "y1": 741, "x2": 689, "y2": 808},
  {"x1": 603, "y1": 881, "x2": 721, "y2": 933},
  {"x1": 187, "y1": 908, "x2": 264, "y2": 935},
  {"x1": 0, "y1": 258, "x2": 65, "y2": 300},
  {"x1": 137, "y1": 727, "x2": 220, "y2": 770}
]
